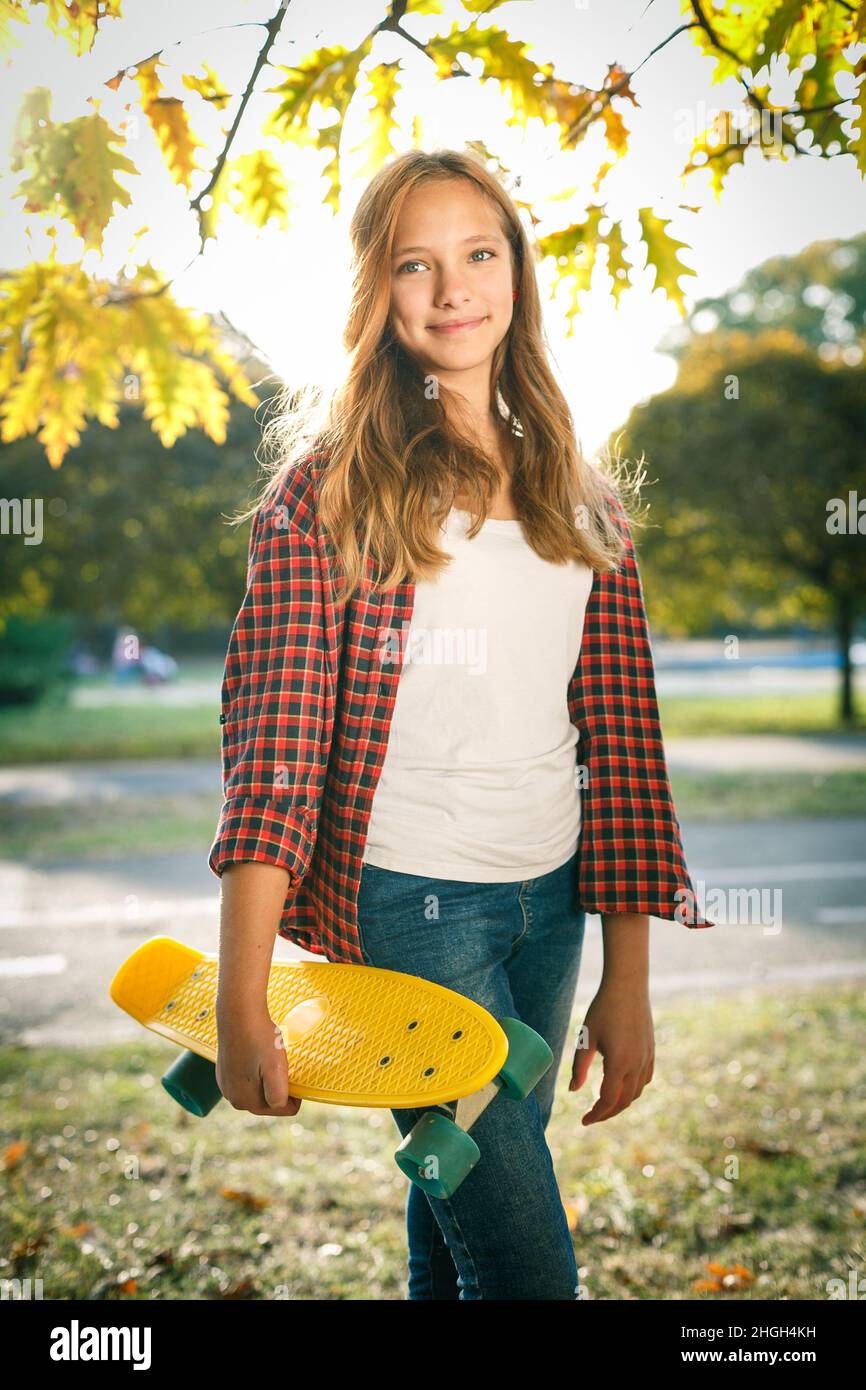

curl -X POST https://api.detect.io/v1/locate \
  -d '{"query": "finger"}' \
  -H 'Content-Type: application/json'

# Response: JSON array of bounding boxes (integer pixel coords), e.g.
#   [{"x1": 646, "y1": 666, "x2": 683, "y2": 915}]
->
[
  {"x1": 261, "y1": 1043, "x2": 300, "y2": 1115},
  {"x1": 246, "y1": 1100, "x2": 302, "y2": 1117},
  {"x1": 569, "y1": 1034, "x2": 596, "y2": 1090},
  {"x1": 250, "y1": 1099, "x2": 302, "y2": 1117},
  {"x1": 582, "y1": 1070, "x2": 626, "y2": 1124},
  {"x1": 257, "y1": 1088, "x2": 303, "y2": 1116},
  {"x1": 569, "y1": 1055, "x2": 595, "y2": 1091},
  {"x1": 601, "y1": 1078, "x2": 641, "y2": 1120},
  {"x1": 261, "y1": 1068, "x2": 289, "y2": 1110}
]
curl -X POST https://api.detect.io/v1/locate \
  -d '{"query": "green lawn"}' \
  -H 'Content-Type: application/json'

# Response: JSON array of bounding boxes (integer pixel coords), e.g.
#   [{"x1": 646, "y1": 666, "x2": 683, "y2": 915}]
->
[
  {"x1": 0, "y1": 689, "x2": 863, "y2": 764},
  {"x1": 0, "y1": 702, "x2": 222, "y2": 764},
  {"x1": 660, "y1": 691, "x2": 865, "y2": 736},
  {"x1": 1, "y1": 982, "x2": 862, "y2": 1300}
]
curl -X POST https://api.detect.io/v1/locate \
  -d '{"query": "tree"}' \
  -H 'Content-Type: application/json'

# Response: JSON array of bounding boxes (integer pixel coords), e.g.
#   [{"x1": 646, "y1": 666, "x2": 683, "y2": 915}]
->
[
  {"x1": 1, "y1": 0, "x2": 865, "y2": 466},
  {"x1": 0, "y1": 384, "x2": 270, "y2": 638},
  {"x1": 615, "y1": 327, "x2": 865, "y2": 723},
  {"x1": 660, "y1": 231, "x2": 866, "y2": 360}
]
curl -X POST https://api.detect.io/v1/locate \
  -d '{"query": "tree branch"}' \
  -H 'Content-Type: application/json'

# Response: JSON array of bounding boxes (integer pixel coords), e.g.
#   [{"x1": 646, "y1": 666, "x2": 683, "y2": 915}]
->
[{"x1": 189, "y1": 1, "x2": 291, "y2": 241}]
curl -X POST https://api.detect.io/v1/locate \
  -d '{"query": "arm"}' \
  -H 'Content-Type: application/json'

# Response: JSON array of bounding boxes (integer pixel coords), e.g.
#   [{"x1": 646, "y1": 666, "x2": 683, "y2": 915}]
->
[
  {"x1": 209, "y1": 478, "x2": 331, "y2": 1113},
  {"x1": 215, "y1": 862, "x2": 303, "y2": 1117},
  {"x1": 601, "y1": 911, "x2": 649, "y2": 990},
  {"x1": 568, "y1": 494, "x2": 685, "y2": 1118},
  {"x1": 216, "y1": 861, "x2": 291, "y2": 1018},
  {"x1": 569, "y1": 912, "x2": 655, "y2": 1124}
]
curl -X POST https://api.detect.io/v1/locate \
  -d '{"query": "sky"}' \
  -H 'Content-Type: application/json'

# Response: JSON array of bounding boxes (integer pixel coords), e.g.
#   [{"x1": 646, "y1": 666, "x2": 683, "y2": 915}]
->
[{"x1": 1, "y1": 0, "x2": 864, "y2": 456}]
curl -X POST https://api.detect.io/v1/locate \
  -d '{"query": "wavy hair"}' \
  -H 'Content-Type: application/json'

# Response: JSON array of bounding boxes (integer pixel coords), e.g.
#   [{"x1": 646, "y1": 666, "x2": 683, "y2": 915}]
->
[{"x1": 240, "y1": 147, "x2": 640, "y2": 606}]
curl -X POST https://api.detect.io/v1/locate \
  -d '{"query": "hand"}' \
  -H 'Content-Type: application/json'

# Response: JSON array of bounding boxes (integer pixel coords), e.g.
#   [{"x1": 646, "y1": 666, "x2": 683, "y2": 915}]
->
[
  {"x1": 215, "y1": 1005, "x2": 302, "y2": 1117},
  {"x1": 568, "y1": 981, "x2": 654, "y2": 1124}
]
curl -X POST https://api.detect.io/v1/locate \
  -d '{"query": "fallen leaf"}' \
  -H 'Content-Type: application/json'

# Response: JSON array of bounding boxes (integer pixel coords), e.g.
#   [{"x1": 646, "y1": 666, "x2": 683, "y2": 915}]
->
[
  {"x1": 4, "y1": 1140, "x2": 28, "y2": 1170},
  {"x1": 221, "y1": 1187, "x2": 270, "y2": 1210}
]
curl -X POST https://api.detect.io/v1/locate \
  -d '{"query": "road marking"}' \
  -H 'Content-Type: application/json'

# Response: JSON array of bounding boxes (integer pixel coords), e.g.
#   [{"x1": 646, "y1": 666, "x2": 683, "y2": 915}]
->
[
  {"x1": 0, "y1": 954, "x2": 67, "y2": 977},
  {"x1": 690, "y1": 862, "x2": 866, "y2": 883},
  {"x1": 0, "y1": 897, "x2": 219, "y2": 929},
  {"x1": 647, "y1": 958, "x2": 866, "y2": 991},
  {"x1": 0, "y1": 868, "x2": 863, "y2": 930}
]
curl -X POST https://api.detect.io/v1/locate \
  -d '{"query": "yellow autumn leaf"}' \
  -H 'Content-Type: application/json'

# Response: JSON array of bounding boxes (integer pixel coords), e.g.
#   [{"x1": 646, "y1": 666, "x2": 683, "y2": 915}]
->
[
  {"x1": 637, "y1": 208, "x2": 697, "y2": 316},
  {"x1": 135, "y1": 57, "x2": 204, "y2": 190}
]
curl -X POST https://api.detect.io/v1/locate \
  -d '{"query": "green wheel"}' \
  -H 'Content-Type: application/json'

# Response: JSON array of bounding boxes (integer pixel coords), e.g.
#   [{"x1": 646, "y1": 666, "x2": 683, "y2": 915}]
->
[
  {"x1": 161, "y1": 1049, "x2": 223, "y2": 1117},
  {"x1": 495, "y1": 1017, "x2": 554, "y2": 1101},
  {"x1": 394, "y1": 1112, "x2": 481, "y2": 1199}
]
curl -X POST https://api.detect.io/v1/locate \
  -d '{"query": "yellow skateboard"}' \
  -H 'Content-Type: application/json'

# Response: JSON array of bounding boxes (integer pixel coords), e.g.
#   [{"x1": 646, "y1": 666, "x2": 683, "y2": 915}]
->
[{"x1": 110, "y1": 936, "x2": 554, "y2": 1198}]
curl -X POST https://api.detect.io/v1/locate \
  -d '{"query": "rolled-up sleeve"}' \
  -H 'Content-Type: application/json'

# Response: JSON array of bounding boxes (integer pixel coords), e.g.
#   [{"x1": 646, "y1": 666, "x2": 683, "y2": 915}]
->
[
  {"x1": 208, "y1": 494, "x2": 328, "y2": 885},
  {"x1": 570, "y1": 491, "x2": 714, "y2": 928}
]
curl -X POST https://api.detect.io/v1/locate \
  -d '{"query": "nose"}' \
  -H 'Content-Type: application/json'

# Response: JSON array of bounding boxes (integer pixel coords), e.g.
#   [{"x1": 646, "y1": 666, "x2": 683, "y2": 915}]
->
[{"x1": 434, "y1": 267, "x2": 473, "y2": 306}]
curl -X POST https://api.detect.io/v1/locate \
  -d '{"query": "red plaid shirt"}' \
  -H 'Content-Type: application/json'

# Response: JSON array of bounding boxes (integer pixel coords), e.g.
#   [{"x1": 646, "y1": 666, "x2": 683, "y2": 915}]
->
[{"x1": 208, "y1": 453, "x2": 715, "y2": 961}]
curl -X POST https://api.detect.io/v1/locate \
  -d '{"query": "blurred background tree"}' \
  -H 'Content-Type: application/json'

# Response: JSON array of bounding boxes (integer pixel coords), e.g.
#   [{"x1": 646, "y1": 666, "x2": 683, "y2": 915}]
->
[{"x1": 613, "y1": 279, "x2": 865, "y2": 722}]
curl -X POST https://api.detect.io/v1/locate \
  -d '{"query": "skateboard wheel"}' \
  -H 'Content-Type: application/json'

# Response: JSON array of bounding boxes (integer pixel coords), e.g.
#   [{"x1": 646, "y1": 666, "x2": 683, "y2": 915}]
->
[
  {"x1": 494, "y1": 1017, "x2": 554, "y2": 1101},
  {"x1": 394, "y1": 1112, "x2": 480, "y2": 1199},
  {"x1": 161, "y1": 1049, "x2": 223, "y2": 1117}
]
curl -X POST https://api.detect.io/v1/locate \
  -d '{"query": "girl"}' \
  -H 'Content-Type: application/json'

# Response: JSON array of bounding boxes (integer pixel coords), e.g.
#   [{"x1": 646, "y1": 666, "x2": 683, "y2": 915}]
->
[{"x1": 209, "y1": 148, "x2": 713, "y2": 1301}]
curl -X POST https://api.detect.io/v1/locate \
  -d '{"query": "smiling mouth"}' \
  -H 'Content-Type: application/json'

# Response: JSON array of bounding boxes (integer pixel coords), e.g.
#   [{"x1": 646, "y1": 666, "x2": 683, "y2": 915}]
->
[{"x1": 428, "y1": 317, "x2": 486, "y2": 333}]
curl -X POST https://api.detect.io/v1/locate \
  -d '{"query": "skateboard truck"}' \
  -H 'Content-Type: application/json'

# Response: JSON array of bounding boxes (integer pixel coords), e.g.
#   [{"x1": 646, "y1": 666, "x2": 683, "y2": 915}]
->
[{"x1": 392, "y1": 1018, "x2": 554, "y2": 1198}]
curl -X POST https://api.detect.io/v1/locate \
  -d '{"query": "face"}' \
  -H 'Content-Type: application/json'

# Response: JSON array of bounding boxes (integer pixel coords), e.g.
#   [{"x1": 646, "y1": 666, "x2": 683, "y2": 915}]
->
[{"x1": 388, "y1": 179, "x2": 516, "y2": 387}]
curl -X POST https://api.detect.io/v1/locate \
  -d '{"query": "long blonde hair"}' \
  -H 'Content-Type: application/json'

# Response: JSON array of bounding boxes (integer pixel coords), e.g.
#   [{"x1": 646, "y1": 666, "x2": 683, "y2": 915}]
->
[{"x1": 242, "y1": 147, "x2": 639, "y2": 605}]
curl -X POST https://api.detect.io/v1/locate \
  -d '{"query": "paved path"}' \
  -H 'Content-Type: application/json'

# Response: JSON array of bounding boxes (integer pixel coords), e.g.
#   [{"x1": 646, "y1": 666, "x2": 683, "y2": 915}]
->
[
  {"x1": 664, "y1": 734, "x2": 866, "y2": 772},
  {"x1": 1, "y1": 817, "x2": 865, "y2": 1047},
  {"x1": 3, "y1": 735, "x2": 866, "y2": 807},
  {"x1": 2, "y1": 742, "x2": 865, "y2": 1048}
]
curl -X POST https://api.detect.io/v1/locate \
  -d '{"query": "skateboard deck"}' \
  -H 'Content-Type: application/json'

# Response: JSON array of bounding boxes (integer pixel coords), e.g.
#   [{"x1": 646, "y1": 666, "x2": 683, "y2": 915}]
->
[{"x1": 110, "y1": 935, "x2": 510, "y2": 1109}]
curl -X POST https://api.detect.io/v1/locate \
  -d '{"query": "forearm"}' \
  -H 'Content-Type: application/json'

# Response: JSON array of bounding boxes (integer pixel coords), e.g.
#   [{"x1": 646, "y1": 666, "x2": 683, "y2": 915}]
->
[
  {"x1": 216, "y1": 861, "x2": 291, "y2": 1020},
  {"x1": 600, "y1": 913, "x2": 650, "y2": 989}
]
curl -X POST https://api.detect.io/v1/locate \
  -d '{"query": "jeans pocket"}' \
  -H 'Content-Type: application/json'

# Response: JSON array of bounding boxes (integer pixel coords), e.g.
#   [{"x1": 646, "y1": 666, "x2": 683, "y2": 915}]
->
[{"x1": 356, "y1": 863, "x2": 442, "y2": 968}]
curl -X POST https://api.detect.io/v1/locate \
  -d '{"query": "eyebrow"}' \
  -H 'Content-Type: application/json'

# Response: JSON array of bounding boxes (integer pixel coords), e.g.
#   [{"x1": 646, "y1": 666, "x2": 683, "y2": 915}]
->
[{"x1": 391, "y1": 232, "x2": 505, "y2": 258}]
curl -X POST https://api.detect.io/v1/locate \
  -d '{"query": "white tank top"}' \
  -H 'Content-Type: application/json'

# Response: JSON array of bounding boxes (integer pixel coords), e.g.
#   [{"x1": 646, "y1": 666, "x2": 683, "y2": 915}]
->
[{"x1": 361, "y1": 506, "x2": 595, "y2": 881}]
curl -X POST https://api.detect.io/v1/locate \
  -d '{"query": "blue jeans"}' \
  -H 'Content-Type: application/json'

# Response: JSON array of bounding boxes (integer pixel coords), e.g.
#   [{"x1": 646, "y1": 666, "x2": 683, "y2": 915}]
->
[{"x1": 355, "y1": 848, "x2": 587, "y2": 1300}]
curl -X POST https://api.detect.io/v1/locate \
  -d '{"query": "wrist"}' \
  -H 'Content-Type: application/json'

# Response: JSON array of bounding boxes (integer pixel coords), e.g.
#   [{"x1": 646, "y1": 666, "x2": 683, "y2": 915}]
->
[
  {"x1": 216, "y1": 989, "x2": 270, "y2": 1027},
  {"x1": 600, "y1": 912, "x2": 650, "y2": 990},
  {"x1": 600, "y1": 967, "x2": 649, "y2": 994}
]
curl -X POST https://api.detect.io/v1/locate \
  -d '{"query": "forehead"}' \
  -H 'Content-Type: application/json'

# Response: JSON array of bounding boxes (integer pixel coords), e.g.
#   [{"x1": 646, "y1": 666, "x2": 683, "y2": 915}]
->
[{"x1": 394, "y1": 179, "x2": 504, "y2": 242}]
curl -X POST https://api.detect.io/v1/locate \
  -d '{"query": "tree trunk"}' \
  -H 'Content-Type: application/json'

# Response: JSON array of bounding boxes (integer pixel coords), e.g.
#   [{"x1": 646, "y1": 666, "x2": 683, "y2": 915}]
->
[{"x1": 836, "y1": 590, "x2": 854, "y2": 725}]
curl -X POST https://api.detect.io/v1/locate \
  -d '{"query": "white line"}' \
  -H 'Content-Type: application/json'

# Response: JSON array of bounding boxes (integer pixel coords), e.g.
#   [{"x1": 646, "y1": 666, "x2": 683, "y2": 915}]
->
[
  {"x1": 647, "y1": 958, "x2": 866, "y2": 992},
  {"x1": 0, "y1": 897, "x2": 219, "y2": 929},
  {"x1": 1, "y1": 866, "x2": 864, "y2": 931},
  {"x1": 0, "y1": 954, "x2": 67, "y2": 977},
  {"x1": 816, "y1": 906, "x2": 866, "y2": 923},
  {"x1": 690, "y1": 863, "x2": 866, "y2": 883}
]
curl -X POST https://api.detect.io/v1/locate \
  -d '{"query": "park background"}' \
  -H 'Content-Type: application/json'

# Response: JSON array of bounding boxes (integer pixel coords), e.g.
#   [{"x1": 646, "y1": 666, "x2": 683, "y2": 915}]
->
[{"x1": 0, "y1": 0, "x2": 865, "y2": 1302}]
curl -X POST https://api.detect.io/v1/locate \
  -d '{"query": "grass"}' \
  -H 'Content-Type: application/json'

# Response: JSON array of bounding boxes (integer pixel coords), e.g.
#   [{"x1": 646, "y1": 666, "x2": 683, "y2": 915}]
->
[
  {"x1": 0, "y1": 702, "x2": 221, "y2": 764},
  {"x1": 0, "y1": 795, "x2": 222, "y2": 862},
  {"x1": 659, "y1": 692, "x2": 865, "y2": 736},
  {"x1": 1, "y1": 982, "x2": 863, "y2": 1300},
  {"x1": 671, "y1": 769, "x2": 866, "y2": 821},
  {"x1": 0, "y1": 690, "x2": 863, "y2": 765}
]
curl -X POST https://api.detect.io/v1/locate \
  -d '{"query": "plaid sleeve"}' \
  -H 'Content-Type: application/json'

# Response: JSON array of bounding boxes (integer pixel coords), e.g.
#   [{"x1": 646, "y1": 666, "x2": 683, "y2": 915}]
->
[
  {"x1": 570, "y1": 493, "x2": 714, "y2": 928},
  {"x1": 208, "y1": 494, "x2": 328, "y2": 885}
]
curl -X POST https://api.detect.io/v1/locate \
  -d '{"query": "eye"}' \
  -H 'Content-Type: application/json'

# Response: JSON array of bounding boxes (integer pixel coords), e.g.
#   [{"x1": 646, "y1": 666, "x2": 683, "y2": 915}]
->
[{"x1": 396, "y1": 248, "x2": 497, "y2": 275}]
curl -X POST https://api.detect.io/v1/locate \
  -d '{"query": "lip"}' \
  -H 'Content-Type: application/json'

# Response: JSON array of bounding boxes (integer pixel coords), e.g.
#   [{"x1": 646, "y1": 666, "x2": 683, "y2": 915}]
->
[{"x1": 428, "y1": 316, "x2": 486, "y2": 334}]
